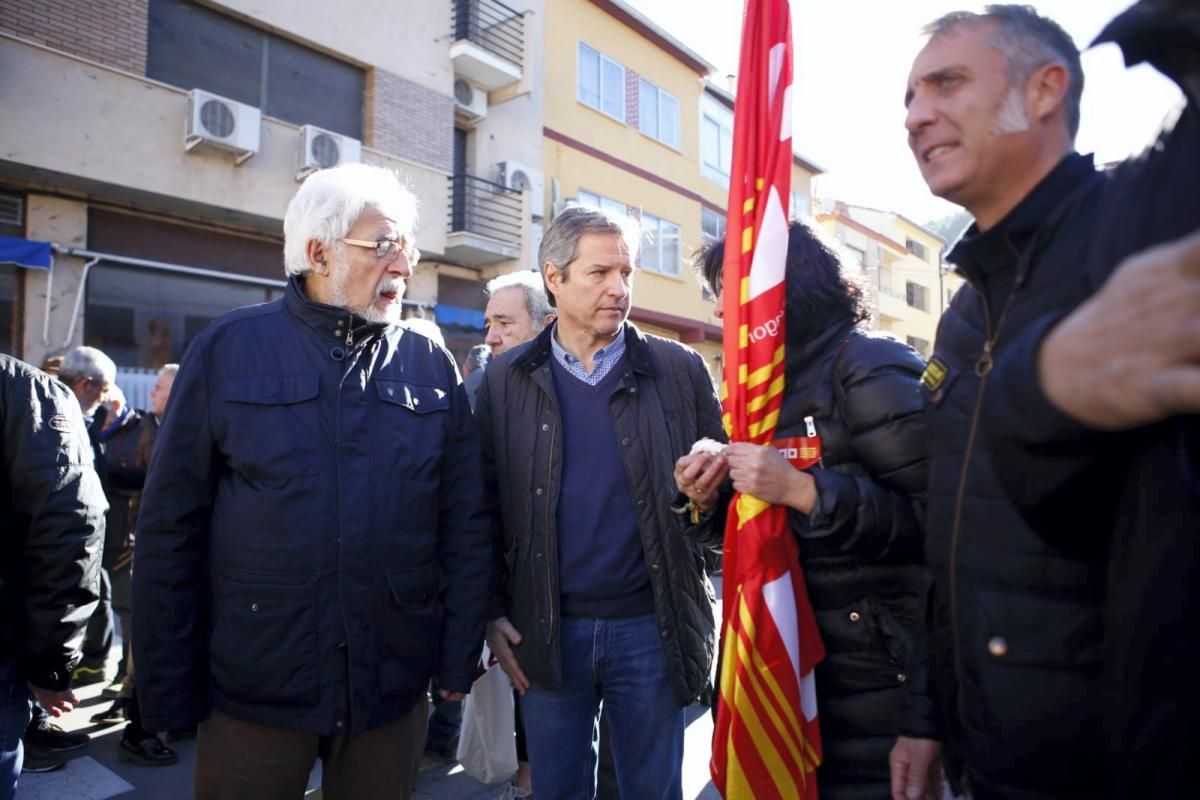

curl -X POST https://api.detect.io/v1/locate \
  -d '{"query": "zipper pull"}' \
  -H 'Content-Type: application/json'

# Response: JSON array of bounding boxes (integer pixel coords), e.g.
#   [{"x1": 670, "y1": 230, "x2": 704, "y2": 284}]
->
[
  {"x1": 804, "y1": 415, "x2": 817, "y2": 437},
  {"x1": 975, "y1": 340, "x2": 994, "y2": 377}
]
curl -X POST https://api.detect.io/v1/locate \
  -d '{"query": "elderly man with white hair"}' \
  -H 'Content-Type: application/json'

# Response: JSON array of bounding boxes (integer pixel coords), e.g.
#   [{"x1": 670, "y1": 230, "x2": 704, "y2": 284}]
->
[{"x1": 133, "y1": 163, "x2": 491, "y2": 799}]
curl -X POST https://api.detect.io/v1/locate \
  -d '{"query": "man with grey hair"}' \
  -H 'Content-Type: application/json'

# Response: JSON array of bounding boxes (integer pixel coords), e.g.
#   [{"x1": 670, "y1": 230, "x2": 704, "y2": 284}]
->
[
  {"x1": 478, "y1": 205, "x2": 724, "y2": 798},
  {"x1": 483, "y1": 270, "x2": 555, "y2": 358},
  {"x1": 133, "y1": 163, "x2": 491, "y2": 799},
  {"x1": 893, "y1": 3, "x2": 1199, "y2": 799}
]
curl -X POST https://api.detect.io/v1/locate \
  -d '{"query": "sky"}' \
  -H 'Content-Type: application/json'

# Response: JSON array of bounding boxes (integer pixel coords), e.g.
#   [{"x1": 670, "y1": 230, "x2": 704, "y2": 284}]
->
[{"x1": 623, "y1": 0, "x2": 1185, "y2": 226}]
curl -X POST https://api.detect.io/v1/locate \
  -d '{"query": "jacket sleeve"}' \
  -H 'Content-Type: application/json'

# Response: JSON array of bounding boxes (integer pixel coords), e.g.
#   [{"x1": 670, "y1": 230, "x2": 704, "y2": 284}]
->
[
  {"x1": 434, "y1": 357, "x2": 491, "y2": 694},
  {"x1": 132, "y1": 338, "x2": 217, "y2": 731},
  {"x1": 7, "y1": 371, "x2": 106, "y2": 690},
  {"x1": 794, "y1": 340, "x2": 927, "y2": 562},
  {"x1": 475, "y1": 365, "x2": 508, "y2": 623}
]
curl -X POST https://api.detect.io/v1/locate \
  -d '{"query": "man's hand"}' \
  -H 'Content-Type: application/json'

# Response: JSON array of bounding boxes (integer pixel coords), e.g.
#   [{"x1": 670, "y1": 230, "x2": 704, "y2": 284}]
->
[
  {"x1": 1040, "y1": 230, "x2": 1200, "y2": 430},
  {"x1": 673, "y1": 452, "x2": 728, "y2": 511},
  {"x1": 28, "y1": 684, "x2": 78, "y2": 717},
  {"x1": 725, "y1": 443, "x2": 816, "y2": 513},
  {"x1": 438, "y1": 689, "x2": 465, "y2": 702},
  {"x1": 889, "y1": 736, "x2": 944, "y2": 800},
  {"x1": 486, "y1": 616, "x2": 530, "y2": 694}
]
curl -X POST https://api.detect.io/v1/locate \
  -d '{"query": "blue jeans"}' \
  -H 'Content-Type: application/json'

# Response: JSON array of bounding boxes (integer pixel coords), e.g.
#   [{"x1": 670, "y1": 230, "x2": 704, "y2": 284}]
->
[
  {"x1": 0, "y1": 659, "x2": 32, "y2": 800},
  {"x1": 520, "y1": 615, "x2": 684, "y2": 800}
]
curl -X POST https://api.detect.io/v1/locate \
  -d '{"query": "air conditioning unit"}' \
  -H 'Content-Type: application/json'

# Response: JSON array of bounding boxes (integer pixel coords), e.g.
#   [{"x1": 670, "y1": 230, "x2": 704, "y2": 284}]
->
[
  {"x1": 498, "y1": 160, "x2": 545, "y2": 219},
  {"x1": 296, "y1": 125, "x2": 363, "y2": 181},
  {"x1": 184, "y1": 88, "x2": 260, "y2": 165},
  {"x1": 453, "y1": 79, "x2": 488, "y2": 125},
  {"x1": 529, "y1": 222, "x2": 544, "y2": 271}
]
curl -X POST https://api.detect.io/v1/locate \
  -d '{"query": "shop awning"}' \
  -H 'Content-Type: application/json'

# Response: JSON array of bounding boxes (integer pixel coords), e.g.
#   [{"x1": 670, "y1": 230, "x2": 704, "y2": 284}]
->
[
  {"x1": 0, "y1": 235, "x2": 52, "y2": 269},
  {"x1": 435, "y1": 304, "x2": 485, "y2": 330}
]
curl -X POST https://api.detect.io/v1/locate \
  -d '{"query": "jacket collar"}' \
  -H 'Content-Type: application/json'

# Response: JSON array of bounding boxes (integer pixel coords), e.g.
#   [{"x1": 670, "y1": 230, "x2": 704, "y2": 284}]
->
[
  {"x1": 947, "y1": 152, "x2": 1096, "y2": 286},
  {"x1": 514, "y1": 321, "x2": 656, "y2": 377},
  {"x1": 785, "y1": 319, "x2": 857, "y2": 377},
  {"x1": 283, "y1": 276, "x2": 389, "y2": 347}
]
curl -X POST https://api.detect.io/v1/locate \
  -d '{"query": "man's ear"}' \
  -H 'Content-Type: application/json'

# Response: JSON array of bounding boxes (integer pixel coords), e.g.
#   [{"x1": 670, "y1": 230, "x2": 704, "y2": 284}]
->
[
  {"x1": 306, "y1": 239, "x2": 332, "y2": 276},
  {"x1": 1028, "y1": 62, "x2": 1069, "y2": 126},
  {"x1": 542, "y1": 260, "x2": 562, "y2": 299}
]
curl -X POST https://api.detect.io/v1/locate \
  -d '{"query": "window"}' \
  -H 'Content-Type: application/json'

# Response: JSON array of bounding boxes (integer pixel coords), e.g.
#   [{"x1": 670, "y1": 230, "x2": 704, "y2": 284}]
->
[
  {"x1": 906, "y1": 335, "x2": 931, "y2": 357},
  {"x1": 638, "y1": 78, "x2": 680, "y2": 148},
  {"x1": 700, "y1": 99, "x2": 733, "y2": 184},
  {"x1": 906, "y1": 280, "x2": 929, "y2": 311},
  {"x1": 0, "y1": 264, "x2": 17, "y2": 357},
  {"x1": 577, "y1": 190, "x2": 627, "y2": 219},
  {"x1": 906, "y1": 237, "x2": 928, "y2": 261},
  {"x1": 790, "y1": 191, "x2": 811, "y2": 219},
  {"x1": 577, "y1": 43, "x2": 625, "y2": 121},
  {"x1": 701, "y1": 208, "x2": 726, "y2": 243},
  {"x1": 147, "y1": 0, "x2": 364, "y2": 139},
  {"x1": 640, "y1": 212, "x2": 681, "y2": 276}
]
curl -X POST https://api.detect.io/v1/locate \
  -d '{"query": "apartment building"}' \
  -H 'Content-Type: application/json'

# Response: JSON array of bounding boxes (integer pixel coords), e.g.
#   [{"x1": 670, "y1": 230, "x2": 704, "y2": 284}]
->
[
  {"x1": 541, "y1": 0, "x2": 821, "y2": 373},
  {"x1": 816, "y1": 201, "x2": 959, "y2": 358},
  {"x1": 0, "y1": 0, "x2": 543, "y2": 394}
]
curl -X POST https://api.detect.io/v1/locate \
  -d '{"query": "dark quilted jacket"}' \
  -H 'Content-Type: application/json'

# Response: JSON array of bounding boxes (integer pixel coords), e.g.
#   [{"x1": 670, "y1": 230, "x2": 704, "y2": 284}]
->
[
  {"x1": 477, "y1": 323, "x2": 725, "y2": 707},
  {"x1": 703, "y1": 322, "x2": 933, "y2": 800}
]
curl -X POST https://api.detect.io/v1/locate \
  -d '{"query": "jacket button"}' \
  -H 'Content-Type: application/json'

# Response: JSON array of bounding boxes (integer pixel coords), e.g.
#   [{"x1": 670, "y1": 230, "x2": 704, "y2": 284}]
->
[
  {"x1": 661, "y1": 628, "x2": 671, "y2": 639},
  {"x1": 335, "y1": 720, "x2": 344, "y2": 729},
  {"x1": 987, "y1": 636, "x2": 1008, "y2": 657},
  {"x1": 251, "y1": 603, "x2": 259, "y2": 612},
  {"x1": 535, "y1": 552, "x2": 543, "y2": 559},
  {"x1": 621, "y1": 437, "x2": 631, "y2": 446},
  {"x1": 628, "y1": 386, "x2": 637, "y2": 393},
  {"x1": 536, "y1": 487, "x2": 544, "y2": 496},
  {"x1": 636, "y1": 499, "x2": 645, "y2": 508},
  {"x1": 848, "y1": 611, "x2": 860, "y2": 622},
  {"x1": 897, "y1": 673, "x2": 907, "y2": 683},
  {"x1": 650, "y1": 563, "x2": 660, "y2": 573},
  {"x1": 542, "y1": 423, "x2": 549, "y2": 431}
]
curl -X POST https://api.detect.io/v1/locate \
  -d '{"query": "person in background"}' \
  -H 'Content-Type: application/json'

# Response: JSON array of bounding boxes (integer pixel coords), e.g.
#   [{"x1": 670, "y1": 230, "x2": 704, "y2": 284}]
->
[
  {"x1": 678, "y1": 221, "x2": 936, "y2": 799},
  {"x1": 1, "y1": 354, "x2": 106, "y2": 793},
  {"x1": 483, "y1": 271, "x2": 555, "y2": 358},
  {"x1": 460, "y1": 344, "x2": 490, "y2": 414}
]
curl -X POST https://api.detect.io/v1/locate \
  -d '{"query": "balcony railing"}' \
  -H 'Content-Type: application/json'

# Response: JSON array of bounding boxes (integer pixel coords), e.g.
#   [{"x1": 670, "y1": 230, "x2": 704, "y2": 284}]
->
[
  {"x1": 445, "y1": 174, "x2": 523, "y2": 266},
  {"x1": 453, "y1": 0, "x2": 525, "y2": 69}
]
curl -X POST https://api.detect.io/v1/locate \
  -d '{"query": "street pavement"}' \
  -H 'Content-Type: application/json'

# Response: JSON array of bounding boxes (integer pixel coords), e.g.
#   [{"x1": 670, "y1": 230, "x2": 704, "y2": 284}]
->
[{"x1": 16, "y1": 579, "x2": 726, "y2": 800}]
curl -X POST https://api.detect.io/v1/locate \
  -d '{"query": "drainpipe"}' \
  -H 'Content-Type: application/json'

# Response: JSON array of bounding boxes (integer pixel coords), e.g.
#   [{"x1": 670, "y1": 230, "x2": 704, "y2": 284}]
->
[
  {"x1": 61, "y1": 256, "x2": 101, "y2": 349},
  {"x1": 41, "y1": 253, "x2": 54, "y2": 348}
]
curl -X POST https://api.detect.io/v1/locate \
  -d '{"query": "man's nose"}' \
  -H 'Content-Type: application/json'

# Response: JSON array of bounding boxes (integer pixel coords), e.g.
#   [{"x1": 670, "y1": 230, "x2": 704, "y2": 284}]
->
[
  {"x1": 485, "y1": 326, "x2": 501, "y2": 345},
  {"x1": 904, "y1": 92, "x2": 935, "y2": 139},
  {"x1": 389, "y1": 252, "x2": 414, "y2": 278}
]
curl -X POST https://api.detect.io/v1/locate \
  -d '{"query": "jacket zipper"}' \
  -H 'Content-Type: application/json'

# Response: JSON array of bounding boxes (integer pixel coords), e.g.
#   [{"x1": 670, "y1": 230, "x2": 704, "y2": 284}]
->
[{"x1": 543, "y1": 371, "x2": 558, "y2": 646}]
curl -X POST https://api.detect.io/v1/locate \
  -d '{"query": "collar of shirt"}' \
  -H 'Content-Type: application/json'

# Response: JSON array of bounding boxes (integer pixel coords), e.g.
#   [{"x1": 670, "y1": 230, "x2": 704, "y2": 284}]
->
[{"x1": 549, "y1": 322, "x2": 626, "y2": 386}]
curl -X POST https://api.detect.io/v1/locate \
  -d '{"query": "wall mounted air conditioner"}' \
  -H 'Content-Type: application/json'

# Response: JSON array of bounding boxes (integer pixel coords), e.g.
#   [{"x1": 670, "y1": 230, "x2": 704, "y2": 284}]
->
[
  {"x1": 498, "y1": 160, "x2": 545, "y2": 219},
  {"x1": 184, "y1": 88, "x2": 260, "y2": 165},
  {"x1": 296, "y1": 125, "x2": 362, "y2": 181},
  {"x1": 453, "y1": 79, "x2": 488, "y2": 125}
]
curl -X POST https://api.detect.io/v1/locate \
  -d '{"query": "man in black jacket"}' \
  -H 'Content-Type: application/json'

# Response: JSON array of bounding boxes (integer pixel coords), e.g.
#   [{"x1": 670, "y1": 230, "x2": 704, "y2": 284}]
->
[
  {"x1": 0, "y1": 354, "x2": 106, "y2": 797},
  {"x1": 479, "y1": 206, "x2": 725, "y2": 799},
  {"x1": 133, "y1": 163, "x2": 491, "y2": 800},
  {"x1": 896, "y1": 3, "x2": 1199, "y2": 798}
]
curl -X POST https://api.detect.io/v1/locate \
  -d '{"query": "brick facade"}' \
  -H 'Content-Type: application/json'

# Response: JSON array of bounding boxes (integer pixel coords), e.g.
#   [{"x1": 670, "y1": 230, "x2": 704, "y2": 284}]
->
[
  {"x1": 0, "y1": 0, "x2": 148, "y2": 74},
  {"x1": 365, "y1": 69, "x2": 453, "y2": 174},
  {"x1": 624, "y1": 67, "x2": 639, "y2": 128}
]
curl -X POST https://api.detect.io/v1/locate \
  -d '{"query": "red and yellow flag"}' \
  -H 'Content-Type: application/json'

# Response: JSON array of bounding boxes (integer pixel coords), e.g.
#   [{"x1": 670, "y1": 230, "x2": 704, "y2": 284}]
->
[{"x1": 712, "y1": 1, "x2": 824, "y2": 798}]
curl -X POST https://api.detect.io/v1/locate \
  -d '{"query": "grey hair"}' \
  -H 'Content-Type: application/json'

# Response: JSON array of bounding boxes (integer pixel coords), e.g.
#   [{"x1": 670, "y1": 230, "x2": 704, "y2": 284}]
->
[
  {"x1": 463, "y1": 344, "x2": 490, "y2": 374},
  {"x1": 538, "y1": 205, "x2": 640, "y2": 308},
  {"x1": 924, "y1": 4, "x2": 1083, "y2": 140},
  {"x1": 485, "y1": 270, "x2": 553, "y2": 332},
  {"x1": 283, "y1": 163, "x2": 418, "y2": 278},
  {"x1": 58, "y1": 346, "x2": 116, "y2": 385},
  {"x1": 159, "y1": 363, "x2": 180, "y2": 377}
]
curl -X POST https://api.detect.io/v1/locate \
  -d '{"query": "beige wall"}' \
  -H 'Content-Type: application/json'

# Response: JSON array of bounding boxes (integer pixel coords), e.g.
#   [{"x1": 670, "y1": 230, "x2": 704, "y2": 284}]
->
[{"x1": 21, "y1": 196, "x2": 88, "y2": 367}]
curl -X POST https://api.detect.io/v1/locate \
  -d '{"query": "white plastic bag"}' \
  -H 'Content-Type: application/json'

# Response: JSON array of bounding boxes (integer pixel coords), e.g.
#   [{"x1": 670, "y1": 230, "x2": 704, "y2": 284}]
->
[{"x1": 456, "y1": 645, "x2": 518, "y2": 784}]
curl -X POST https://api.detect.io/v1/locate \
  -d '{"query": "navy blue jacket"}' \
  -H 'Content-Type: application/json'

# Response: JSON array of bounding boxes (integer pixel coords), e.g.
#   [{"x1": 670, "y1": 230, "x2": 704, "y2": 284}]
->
[{"x1": 133, "y1": 278, "x2": 491, "y2": 736}]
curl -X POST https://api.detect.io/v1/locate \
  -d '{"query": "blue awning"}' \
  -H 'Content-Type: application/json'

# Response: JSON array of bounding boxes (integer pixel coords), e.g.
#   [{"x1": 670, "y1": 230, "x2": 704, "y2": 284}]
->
[
  {"x1": 435, "y1": 304, "x2": 485, "y2": 330},
  {"x1": 0, "y1": 235, "x2": 51, "y2": 269}
]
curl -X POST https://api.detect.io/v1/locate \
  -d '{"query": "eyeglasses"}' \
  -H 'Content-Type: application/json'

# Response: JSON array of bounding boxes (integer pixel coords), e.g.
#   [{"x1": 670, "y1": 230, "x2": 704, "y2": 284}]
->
[{"x1": 341, "y1": 237, "x2": 420, "y2": 265}]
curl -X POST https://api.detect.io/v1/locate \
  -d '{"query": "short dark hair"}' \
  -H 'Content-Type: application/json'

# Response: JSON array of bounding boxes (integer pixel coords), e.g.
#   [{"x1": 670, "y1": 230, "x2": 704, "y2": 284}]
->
[
  {"x1": 463, "y1": 344, "x2": 490, "y2": 374},
  {"x1": 925, "y1": 4, "x2": 1083, "y2": 139},
  {"x1": 694, "y1": 220, "x2": 868, "y2": 344}
]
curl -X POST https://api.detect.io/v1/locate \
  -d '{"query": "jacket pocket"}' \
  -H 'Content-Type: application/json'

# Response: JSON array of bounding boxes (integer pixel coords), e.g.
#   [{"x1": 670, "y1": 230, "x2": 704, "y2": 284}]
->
[
  {"x1": 379, "y1": 564, "x2": 439, "y2": 699},
  {"x1": 374, "y1": 380, "x2": 451, "y2": 478},
  {"x1": 209, "y1": 572, "x2": 318, "y2": 707},
  {"x1": 223, "y1": 375, "x2": 321, "y2": 482}
]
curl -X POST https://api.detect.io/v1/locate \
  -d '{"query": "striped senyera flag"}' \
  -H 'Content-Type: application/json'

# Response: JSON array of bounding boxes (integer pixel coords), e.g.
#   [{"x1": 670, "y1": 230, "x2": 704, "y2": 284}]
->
[{"x1": 710, "y1": 1, "x2": 824, "y2": 798}]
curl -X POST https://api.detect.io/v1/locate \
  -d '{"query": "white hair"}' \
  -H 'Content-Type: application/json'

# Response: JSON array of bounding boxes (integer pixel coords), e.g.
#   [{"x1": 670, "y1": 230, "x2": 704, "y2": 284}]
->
[
  {"x1": 404, "y1": 317, "x2": 445, "y2": 347},
  {"x1": 58, "y1": 346, "x2": 116, "y2": 385},
  {"x1": 282, "y1": 163, "x2": 419, "y2": 278},
  {"x1": 485, "y1": 270, "x2": 553, "y2": 330}
]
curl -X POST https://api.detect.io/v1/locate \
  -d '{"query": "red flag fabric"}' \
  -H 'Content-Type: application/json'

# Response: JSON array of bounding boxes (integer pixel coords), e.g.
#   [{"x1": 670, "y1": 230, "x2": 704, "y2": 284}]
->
[{"x1": 711, "y1": 1, "x2": 825, "y2": 798}]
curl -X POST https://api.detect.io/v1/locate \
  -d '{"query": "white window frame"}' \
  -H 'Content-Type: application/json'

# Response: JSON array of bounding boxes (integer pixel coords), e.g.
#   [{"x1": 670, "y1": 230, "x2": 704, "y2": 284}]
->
[
  {"x1": 577, "y1": 42, "x2": 626, "y2": 122},
  {"x1": 576, "y1": 190, "x2": 627, "y2": 219},
  {"x1": 638, "y1": 78, "x2": 680, "y2": 149},
  {"x1": 640, "y1": 211, "x2": 681, "y2": 276},
  {"x1": 701, "y1": 207, "x2": 726, "y2": 243}
]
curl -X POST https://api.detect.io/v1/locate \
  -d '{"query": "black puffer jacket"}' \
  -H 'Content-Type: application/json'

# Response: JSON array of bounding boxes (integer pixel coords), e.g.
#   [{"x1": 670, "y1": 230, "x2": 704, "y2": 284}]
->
[
  {"x1": 478, "y1": 323, "x2": 724, "y2": 707},
  {"x1": 704, "y1": 322, "x2": 932, "y2": 799},
  {"x1": 0, "y1": 354, "x2": 106, "y2": 689}
]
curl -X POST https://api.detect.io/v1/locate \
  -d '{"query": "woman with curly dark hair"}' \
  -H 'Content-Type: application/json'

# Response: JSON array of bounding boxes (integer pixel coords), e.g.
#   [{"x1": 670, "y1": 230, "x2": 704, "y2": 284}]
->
[{"x1": 676, "y1": 220, "x2": 941, "y2": 799}]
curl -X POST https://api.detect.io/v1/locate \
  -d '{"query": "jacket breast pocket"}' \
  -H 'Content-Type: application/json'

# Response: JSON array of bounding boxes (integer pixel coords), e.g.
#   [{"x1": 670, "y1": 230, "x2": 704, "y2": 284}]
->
[
  {"x1": 223, "y1": 375, "x2": 320, "y2": 483},
  {"x1": 379, "y1": 564, "x2": 440, "y2": 699},
  {"x1": 209, "y1": 571, "x2": 319, "y2": 707},
  {"x1": 374, "y1": 380, "x2": 451, "y2": 478}
]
